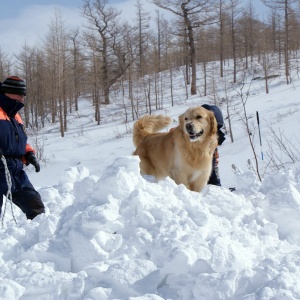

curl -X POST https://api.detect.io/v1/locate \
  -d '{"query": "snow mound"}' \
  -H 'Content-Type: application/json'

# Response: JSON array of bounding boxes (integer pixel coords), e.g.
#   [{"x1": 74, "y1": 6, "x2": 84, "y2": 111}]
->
[{"x1": 1, "y1": 157, "x2": 300, "y2": 299}]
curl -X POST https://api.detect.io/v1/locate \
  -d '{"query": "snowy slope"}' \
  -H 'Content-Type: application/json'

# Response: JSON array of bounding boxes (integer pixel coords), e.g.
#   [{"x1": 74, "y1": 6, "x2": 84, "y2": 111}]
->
[{"x1": 1, "y1": 62, "x2": 300, "y2": 299}]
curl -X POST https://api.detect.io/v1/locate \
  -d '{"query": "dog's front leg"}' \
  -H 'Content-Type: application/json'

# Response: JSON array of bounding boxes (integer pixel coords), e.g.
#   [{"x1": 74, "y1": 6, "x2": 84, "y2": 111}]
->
[
  {"x1": 189, "y1": 173, "x2": 210, "y2": 192},
  {"x1": 171, "y1": 172, "x2": 189, "y2": 190}
]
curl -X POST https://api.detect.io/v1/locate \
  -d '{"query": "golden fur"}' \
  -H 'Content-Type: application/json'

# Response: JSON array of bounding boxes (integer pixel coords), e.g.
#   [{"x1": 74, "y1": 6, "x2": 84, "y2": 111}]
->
[{"x1": 133, "y1": 106, "x2": 218, "y2": 192}]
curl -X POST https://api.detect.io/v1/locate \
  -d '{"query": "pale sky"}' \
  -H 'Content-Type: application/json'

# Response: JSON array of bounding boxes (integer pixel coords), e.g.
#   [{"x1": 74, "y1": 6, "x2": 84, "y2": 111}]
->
[{"x1": 0, "y1": 0, "x2": 267, "y2": 57}]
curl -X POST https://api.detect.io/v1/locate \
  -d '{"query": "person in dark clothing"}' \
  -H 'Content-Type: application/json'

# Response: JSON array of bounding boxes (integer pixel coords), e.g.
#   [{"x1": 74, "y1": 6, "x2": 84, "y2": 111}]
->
[
  {"x1": 202, "y1": 104, "x2": 226, "y2": 186},
  {"x1": 0, "y1": 76, "x2": 45, "y2": 220}
]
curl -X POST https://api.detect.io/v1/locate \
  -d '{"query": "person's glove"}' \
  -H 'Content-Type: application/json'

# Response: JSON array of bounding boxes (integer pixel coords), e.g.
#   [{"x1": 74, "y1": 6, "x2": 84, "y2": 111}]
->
[{"x1": 25, "y1": 152, "x2": 40, "y2": 172}]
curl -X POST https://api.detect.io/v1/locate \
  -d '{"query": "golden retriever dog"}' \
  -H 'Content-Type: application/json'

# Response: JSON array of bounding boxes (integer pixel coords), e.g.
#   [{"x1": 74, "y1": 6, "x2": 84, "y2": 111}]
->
[{"x1": 133, "y1": 106, "x2": 218, "y2": 192}]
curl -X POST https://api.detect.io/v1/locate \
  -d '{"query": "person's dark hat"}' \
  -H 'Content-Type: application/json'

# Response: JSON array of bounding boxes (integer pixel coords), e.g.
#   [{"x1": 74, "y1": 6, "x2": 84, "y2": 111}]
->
[
  {"x1": 202, "y1": 104, "x2": 224, "y2": 128},
  {"x1": 0, "y1": 76, "x2": 26, "y2": 96}
]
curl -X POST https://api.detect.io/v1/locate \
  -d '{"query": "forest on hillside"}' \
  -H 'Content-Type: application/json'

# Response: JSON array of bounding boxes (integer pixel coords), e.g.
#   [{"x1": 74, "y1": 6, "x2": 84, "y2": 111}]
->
[{"x1": 0, "y1": 0, "x2": 299, "y2": 137}]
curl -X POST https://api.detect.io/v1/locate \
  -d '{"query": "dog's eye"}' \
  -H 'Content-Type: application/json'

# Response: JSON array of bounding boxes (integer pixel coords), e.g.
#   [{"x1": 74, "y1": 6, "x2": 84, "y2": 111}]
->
[
  {"x1": 185, "y1": 117, "x2": 188, "y2": 120},
  {"x1": 196, "y1": 115, "x2": 202, "y2": 119}
]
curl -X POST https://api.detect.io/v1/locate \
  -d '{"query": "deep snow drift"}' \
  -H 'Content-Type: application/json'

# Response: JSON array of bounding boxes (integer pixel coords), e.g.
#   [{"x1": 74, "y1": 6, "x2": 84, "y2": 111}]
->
[{"x1": 1, "y1": 157, "x2": 300, "y2": 299}]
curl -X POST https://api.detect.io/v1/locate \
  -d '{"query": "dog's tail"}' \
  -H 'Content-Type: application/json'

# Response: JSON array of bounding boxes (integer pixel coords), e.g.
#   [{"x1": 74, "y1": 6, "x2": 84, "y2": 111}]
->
[{"x1": 133, "y1": 114, "x2": 172, "y2": 147}]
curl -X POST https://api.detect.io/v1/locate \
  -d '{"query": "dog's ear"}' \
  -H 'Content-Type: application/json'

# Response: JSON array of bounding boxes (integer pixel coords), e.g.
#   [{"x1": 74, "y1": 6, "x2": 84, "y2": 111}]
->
[
  {"x1": 208, "y1": 111, "x2": 218, "y2": 136},
  {"x1": 178, "y1": 113, "x2": 184, "y2": 129}
]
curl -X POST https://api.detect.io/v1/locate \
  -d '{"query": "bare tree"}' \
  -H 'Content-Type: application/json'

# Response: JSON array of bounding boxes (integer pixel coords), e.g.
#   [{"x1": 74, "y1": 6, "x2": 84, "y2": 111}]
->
[
  {"x1": 152, "y1": 0, "x2": 218, "y2": 95},
  {"x1": 83, "y1": 0, "x2": 140, "y2": 107},
  {"x1": 288, "y1": 9, "x2": 300, "y2": 56},
  {"x1": 261, "y1": 0, "x2": 298, "y2": 84},
  {"x1": 0, "y1": 48, "x2": 12, "y2": 80},
  {"x1": 43, "y1": 10, "x2": 70, "y2": 137},
  {"x1": 134, "y1": 0, "x2": 151, "y2": 77},
  {"x1": 17, "y1": 44, "x2": 36, "y2": 128},
  {"x1": 233, "y1": 71, "x2": 262, "y2": 181},
  {"x1": 218, "y1": 0, "x2": 227, "y2": 77},
  {"x1": 163, "y1": 21, "x2": 176, "y2": 106},
  {"x1": 258, "y1": 22, "x2": 276, "y2": 94},
  {"x1": 155, "y1": 10, "x2": 163, "y2": 74},
  {"x1": 83, "y1": 0, "x2": 122, "y2": 105},
  {"x1": 223, "y1": 81, "x2": 234, "y2": 143},
  {"x1": 229, "y1": 0, "x2": 243, "y2": 83},
  {"x1": 266, "y1": 125, "x2": 300, "y2": 171},
  {"x1": 239, "y1": 0, "x2": 261, "y2": 68},
  {"x1": 68, "y1": 28, "x2": 85, "y2": 112}
]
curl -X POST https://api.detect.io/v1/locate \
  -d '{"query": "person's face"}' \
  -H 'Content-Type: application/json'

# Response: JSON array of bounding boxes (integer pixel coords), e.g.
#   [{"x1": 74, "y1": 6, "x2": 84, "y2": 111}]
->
[{"x1": 5, "y1": 93, "x2": 25, "y2": 103}]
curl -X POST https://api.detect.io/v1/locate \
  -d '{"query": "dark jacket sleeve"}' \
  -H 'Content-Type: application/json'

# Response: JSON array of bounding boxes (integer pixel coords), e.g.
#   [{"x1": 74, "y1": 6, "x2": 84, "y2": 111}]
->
[{"x1": 217, "y1": 129, "x2": 226, "y2": 145}]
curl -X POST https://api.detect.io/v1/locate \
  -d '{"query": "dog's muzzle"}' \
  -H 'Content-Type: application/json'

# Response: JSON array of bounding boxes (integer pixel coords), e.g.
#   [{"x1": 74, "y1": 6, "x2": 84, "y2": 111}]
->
[{"x1": 186, "y1": 123, "x2": 204, "y2": 140}]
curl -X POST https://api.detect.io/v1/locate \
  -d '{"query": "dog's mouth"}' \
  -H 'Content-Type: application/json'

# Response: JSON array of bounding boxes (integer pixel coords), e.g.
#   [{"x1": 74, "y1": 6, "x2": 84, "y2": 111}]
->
[{"x1": 187, "y1": 129, "x2": 204, "y2": 140}]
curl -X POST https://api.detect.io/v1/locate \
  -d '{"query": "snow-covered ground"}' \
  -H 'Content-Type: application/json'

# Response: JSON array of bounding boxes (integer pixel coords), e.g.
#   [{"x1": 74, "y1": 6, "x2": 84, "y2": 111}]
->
[{"x1": 1, "y1": 61, "x2": 300, "y2": 299}]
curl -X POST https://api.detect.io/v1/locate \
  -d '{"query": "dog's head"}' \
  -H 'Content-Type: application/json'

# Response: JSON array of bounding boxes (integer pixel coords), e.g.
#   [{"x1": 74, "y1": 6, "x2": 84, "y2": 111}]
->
[{"x1": 179, "y1": 106, "x2": 217, "y2": 142}]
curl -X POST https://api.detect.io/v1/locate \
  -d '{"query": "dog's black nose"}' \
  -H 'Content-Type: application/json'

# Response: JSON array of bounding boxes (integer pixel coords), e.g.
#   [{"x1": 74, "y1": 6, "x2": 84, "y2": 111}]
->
[{"x1": 186, "y1": 123, "x2": 193, "y2": 133}]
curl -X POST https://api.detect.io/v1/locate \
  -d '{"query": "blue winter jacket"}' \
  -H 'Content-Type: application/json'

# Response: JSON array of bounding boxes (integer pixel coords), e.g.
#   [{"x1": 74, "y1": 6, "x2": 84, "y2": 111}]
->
[{"x1": 0, "y1": 93, "x2": 35, "y2": 193}]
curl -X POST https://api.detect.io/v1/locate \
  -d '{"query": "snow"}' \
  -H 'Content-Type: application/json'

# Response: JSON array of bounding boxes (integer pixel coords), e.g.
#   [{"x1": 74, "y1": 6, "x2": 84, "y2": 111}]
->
[{"x1": 1, "y1": 62, "x2": 300, "y2": 299}]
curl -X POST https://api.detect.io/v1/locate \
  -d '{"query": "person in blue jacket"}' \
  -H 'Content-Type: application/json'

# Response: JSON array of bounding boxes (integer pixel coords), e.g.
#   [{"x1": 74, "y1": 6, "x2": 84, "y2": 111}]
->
[
  {"x1": 202, "y1": 104, "x2": 226, "y2": 186},
  {"x1": 0, "y1": 76, "x2": 45, "y2": 220}
]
